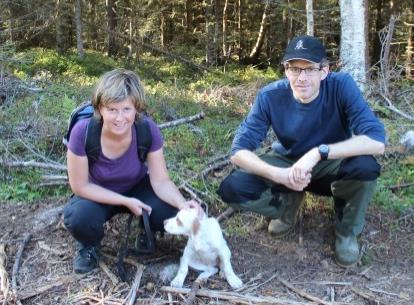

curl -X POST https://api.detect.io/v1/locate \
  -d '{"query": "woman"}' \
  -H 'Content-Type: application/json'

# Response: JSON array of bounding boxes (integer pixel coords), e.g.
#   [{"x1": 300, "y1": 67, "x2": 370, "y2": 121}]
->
[{"x1": 64, "y1": 68, "x2": 201, "y2": 273}]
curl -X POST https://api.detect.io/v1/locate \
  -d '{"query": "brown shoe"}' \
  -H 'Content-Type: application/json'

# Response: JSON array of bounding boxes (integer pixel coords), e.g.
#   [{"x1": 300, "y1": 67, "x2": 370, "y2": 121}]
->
[{"x1": 268, "y1": 219, "x2": 293, "y2": 238}]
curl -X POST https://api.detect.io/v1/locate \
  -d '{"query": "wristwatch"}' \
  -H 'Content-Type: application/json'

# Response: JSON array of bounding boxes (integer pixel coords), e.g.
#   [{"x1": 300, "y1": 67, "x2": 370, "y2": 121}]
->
[{"x1": 318, "y1": 144, "x2": 329, "y2": 160}]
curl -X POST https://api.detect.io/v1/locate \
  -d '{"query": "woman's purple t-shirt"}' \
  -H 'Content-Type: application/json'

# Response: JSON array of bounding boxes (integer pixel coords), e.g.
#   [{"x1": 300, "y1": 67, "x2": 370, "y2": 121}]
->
[{"x1": 67, "y1": 117, "x2": 163, "y2": 193}]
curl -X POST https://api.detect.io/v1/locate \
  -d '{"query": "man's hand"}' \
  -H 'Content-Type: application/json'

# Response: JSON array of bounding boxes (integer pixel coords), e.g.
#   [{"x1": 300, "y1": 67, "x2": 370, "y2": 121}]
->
[
  {"x1": 289, "y1": 148, "x2": 320, "y2": 185},
  {"x1": 278, "y1": 167, "x2": 311, "y2": 191},
  {"x1": 125, "y1": 198, "x2": 152, "y2": 216}
]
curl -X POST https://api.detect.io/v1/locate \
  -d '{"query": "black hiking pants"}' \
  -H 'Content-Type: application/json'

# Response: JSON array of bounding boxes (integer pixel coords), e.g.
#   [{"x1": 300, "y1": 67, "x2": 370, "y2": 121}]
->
[{"x1": 63, "y1": 175, "x2": 178, "y2": 247}]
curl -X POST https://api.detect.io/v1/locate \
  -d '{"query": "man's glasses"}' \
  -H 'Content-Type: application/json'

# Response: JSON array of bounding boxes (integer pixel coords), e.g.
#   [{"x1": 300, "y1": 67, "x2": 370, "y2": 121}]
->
[{"x1": 285, "y1": 66, "x2": 322, "y2": 77}]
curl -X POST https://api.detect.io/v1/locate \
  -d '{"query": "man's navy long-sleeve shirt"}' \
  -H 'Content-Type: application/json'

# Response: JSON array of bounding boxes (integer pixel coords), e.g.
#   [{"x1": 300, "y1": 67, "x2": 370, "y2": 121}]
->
[{"x1": 231, "y1": 72, "x2": 386, "y2": 158}]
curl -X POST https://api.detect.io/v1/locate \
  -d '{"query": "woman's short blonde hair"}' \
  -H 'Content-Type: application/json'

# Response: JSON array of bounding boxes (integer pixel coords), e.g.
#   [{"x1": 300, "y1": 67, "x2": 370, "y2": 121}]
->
[{"x1": 92, "y1": 68, "x2": 146, "y2": 120}]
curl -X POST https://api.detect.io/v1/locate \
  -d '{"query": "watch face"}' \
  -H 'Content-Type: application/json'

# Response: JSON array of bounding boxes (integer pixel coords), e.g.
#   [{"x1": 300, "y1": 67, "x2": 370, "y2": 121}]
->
[
  {"x1": 320, "y1": 144, "x2": 329, "y2": 154},
  {"x1": 319, "y1": 144, "x2": 329, "y2": 159}
]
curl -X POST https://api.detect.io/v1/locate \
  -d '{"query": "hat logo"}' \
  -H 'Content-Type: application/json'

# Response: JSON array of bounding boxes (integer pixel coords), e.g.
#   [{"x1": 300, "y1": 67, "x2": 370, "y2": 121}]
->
[{"x1": 294, "y1": 40, "x2": 307, "y2": 50}]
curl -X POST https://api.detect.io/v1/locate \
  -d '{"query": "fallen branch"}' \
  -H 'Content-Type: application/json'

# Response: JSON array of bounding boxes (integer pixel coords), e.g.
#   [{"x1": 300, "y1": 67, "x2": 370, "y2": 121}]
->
[
  {"x1": 278, "y1": 277, "x2": 332, "y2": 305},
  {"x1": 159, "y1": 112, "x2": 205, "y2": 130},
  {"x1": 217, "y1": 207, "x2": 235, "y2": 222},
  {"x1": 350, "y1": 287, "x2": 381, "y2": 304},
  {"x1": 124, "y1": 264, "x2": 144, "y2": 305},
  {"x1": 0, "y1": 238, "x2": 10, "y2": 304},
  {"x1": 380, "y1": 93, "x2": 414, "y2": 121},
  {"x1": 388, "y1": 182, "x2": 414, "y2": 191},
  {"x1": 161, "y1": 286, "x2": 314, "y2": 305},
  {"x1": 11, "y1": 233, "x2": 32, "y2": 289},
  {"x1": 18, "y1": 275, "x2": 86, "y2": 300},
  {"x1": 99, "y1": 261, "x2": 119, "y2": 286},
  {"x1": 201, "y1": 159, "x2": 231, "y2": 177},
  {"x1": 185, "y1": 281, "x2": 200, "y2": 305},
  {"x1": 0, "y1": 159, "x2": 66, "y2": 171}
]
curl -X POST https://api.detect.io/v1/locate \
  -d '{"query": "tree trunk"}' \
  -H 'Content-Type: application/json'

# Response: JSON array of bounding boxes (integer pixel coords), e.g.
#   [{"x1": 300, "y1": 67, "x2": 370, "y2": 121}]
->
[
  {"x1": 405, "y1": 4, "x2": 414, "y2": 80},
  {"x1": 205, "y1": 0, "x2": 217, "y2": 66},
  {"x1": 372, "y1": 0, "x2": 383, "y2": 65},
  {"x1": 186, "y1": 0, "x2": 193, "y2": 32},
  {"x1": 222, "y1": 0, "x2": 229, "y2": 57},
  {"x1": 248, "y1": 0, "x2": 269, "y2": 60},
  {"x1": 87, "y1": 0, "x2": 98, "y2": 50},
  {"x1": 339, "y1": 0, "x2": 369, "y2": 91},
  {"x1": 306, "y1": 0, "x2": 314, "y2": 36},
  {"x1": 56, "y1": 0, "x2": 71, "y2": 55},
  {"x1": 106, "y1": 0, "x2": 118, "y2": 57},
  {"x1": 75, "y1": 0, "x2": 84, "y2": 59},
  {"x1": 236, "y1": 0, "x2": 243, "y2": 59}
]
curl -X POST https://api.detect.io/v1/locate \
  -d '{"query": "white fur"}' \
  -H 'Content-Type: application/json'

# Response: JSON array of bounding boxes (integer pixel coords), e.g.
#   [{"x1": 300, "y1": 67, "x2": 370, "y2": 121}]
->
[{"x1": 164, "y1": 208, "x2": 243, "y2": 289}]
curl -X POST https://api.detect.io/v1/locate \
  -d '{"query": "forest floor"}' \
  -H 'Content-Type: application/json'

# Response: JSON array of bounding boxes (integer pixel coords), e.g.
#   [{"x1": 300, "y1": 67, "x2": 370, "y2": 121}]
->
[{"x1": 0, "y1": 194, "x2": 413, "y2": 305}]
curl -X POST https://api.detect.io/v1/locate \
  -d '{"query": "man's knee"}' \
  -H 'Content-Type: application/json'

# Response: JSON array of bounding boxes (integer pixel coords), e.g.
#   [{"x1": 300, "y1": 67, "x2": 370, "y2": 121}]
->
[
  {"x1": 336, "y1": 156, "x2": 381, "y2": 181},
  {"x1": 218, "y1": 175, "x2": 241, "y2": 203}
]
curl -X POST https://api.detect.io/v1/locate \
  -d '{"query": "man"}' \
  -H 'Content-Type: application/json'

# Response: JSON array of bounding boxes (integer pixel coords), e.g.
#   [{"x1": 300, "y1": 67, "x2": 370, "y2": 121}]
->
[{"x1": 218, "y1": 35, "x2": 385, "y2": 267}]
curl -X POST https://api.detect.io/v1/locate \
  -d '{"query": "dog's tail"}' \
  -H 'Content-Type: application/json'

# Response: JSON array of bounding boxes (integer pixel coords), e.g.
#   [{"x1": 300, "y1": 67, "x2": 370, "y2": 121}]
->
[{"x1": 159, "y1": 263, "x2": 179, "y2": 283}]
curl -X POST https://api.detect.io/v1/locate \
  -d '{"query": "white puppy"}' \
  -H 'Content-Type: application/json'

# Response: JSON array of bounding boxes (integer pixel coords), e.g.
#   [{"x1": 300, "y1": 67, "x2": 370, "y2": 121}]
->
[{"x1": 164, "y1": 208, "x2": 243, "y2": 289}]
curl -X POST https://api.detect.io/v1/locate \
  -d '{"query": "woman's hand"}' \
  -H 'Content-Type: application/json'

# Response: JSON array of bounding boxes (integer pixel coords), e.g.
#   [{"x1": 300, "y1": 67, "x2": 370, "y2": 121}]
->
[
  {"x1": 179, "y1": 199, "x2": 204, "y2": 217},
  {"x1": 125, "y1": 197, "x2": 152, "y2": 216}
]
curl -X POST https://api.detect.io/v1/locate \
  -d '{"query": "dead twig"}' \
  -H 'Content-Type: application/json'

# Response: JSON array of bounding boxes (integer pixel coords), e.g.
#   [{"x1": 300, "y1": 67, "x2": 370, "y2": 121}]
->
[
  {"x1": 124, "y1": 264, "x2": 144, "y2": 305},
  {"x1": 11, "y1": 233, "x2": 32, "y2": 289},
  {"x1": 99, "y1": 261, "x2": 119, "y2": 286},
  {"x1": 388, "y1": 181, "x2": 414, "y2": 191},
  {"x1": 185, "y1": 281, "x2": 200, "y2": 305},
  {"x1": 217, "y1": 207, "x2": 235, "y2": 222},
  {"x1": 18, "y1": 274, "x2": 86, "y2": 300},
  {"x1": 278, "y1": 276, "x2": 332, "y2": 305},
  {"x1": 350, "y1": 287, "x2": 381, "y2": 304},
  {"x1": 159, "y1": 112, "x2": 205, "y2": 130},
  {"x1": 161, "y1": 286, "x2": 314, "y2": 304},
  {"x1": 0, "y1": 159, "x2": 66, "y2": 171}
]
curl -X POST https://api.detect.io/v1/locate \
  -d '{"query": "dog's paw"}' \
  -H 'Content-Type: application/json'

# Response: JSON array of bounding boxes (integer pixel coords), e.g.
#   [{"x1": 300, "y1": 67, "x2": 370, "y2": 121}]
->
[
  {"x1": 227, "y1": 275, "x2": 243, "y2": 289},
  {"x1": 170, "y1": 276, "x2": 184, "y2": 288}
]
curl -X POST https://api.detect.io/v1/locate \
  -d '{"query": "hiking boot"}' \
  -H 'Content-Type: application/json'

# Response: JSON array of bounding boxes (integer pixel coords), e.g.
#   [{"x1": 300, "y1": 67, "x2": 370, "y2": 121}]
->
[
  {"x1": 335, "y1": 234, "x2": 359, "y2": 267},
  {"x1": 73, "y1": 242, "x2": 100, "y2": 273},
  {"x1": 268, "y1": 219, "x2": 293, "y2": 238}
]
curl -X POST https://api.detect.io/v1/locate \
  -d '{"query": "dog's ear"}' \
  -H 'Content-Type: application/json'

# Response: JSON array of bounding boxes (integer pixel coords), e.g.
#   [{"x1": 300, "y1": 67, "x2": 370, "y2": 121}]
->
[{"x1": 191, "y1": 217, "x2": 201, "y2": 235}]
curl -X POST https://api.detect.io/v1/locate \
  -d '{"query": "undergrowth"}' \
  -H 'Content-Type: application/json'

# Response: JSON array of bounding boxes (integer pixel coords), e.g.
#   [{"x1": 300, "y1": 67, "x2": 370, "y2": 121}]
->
[{"x1": 0, "y1": 48, "x2": 413, "y2": 217}]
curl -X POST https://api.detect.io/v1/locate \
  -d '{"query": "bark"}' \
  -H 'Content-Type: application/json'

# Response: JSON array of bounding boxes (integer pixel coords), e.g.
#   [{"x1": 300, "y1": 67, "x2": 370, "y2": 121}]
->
[
  {"x1": 236, "y1": 0, "x2": 243, "y2": 59},
  {"x1": 205, "y1": 0, "x2": 217, "y2": 66},
  {"x1": 186, "y1": 0, "x2": 193, "y2": 32},
  {"x1": 339, "y1": 0, "x2": 369, "y2": 91},
  {"x1": 222, "y1": 0, "x2": 229, "y2": 57},
  {"x1": 372, "y1": 0, "x2": 383, "y2": 64},
  {"x1": 75, "y1": 0, "x2": 84, "y2": 59},
  {"x1": 306, "y1": 0, "x2": 314, "y2": 36},
  {"x1": 248, "y1": 1, "x2": 270, "y2": 60},
  {"x1": 405, "y1": 4, "x2": 414, "y2": 80},
  {"x1": 56, "y1": 0, "x2": 71, "y2": 54},
  {"x1": 87, "y1": 0, "x2": 98, "y2": 50},
  {"x1": 106, "y1": 0, "x2": 118, "y2": 57}
]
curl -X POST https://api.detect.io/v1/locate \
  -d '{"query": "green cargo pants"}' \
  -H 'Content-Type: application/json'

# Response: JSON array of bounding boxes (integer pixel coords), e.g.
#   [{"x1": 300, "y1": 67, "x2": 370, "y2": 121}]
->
[{"x1": 218, "y1": 151, "x2": 380, "y2": 237}]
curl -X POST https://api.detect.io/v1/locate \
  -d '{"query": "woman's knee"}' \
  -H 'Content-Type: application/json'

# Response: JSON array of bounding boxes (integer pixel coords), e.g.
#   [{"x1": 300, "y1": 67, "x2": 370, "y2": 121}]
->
[{"x1": 63, "y1": 198, "x2": 105, "y2": 245}]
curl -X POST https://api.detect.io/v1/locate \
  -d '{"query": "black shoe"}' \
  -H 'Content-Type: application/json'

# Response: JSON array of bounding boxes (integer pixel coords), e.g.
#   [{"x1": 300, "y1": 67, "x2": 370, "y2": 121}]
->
[{"x1": 73, "y1": 242, "x2": 100, "y2": 273}]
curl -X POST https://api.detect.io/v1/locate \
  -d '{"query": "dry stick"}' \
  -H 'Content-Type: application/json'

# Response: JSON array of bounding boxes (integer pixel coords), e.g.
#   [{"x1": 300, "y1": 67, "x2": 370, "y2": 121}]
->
[
  {"x1": 18, "y1": 274, "x2": 86, "y2": 300},
  {"x1": 185, "y1": 281, "x2": 201, "y2": 305},
  {"x1": 200, "y1": 159, "x2": 231, "y2": 177},
  {"x1": 161, "y1": 286, "x2": 312, "y2": 305},
  {"x1": 278, "y1": 277, "x2": 332, "y2": 305},
  {"x1": 124, "y1": 264, "x2": 144, "y2": 305},
  {"x1": 0, "y1": 241, "x2": 10, "y2": 305},
  {"x1": 159, "y1": 112, "x2": 205, "y2": 130},
  {"x1": 217, "y1": 207, "x2": 235, "y2": 222},
  {"x1": 388, "y1": 182, "x2": 414, "y2": 191},
  {"x1": 11, "y1": 233, "x2": 32, "y2": 289},
  {"x1": 350, "y1": 287, "x2": 381, "y2": 304},
  {"x1": 99, "y1": 261, "x2": 119, "y2": 286},
  {"x1": 0, "y1": 159, "x2": 66, "y2": 171}
]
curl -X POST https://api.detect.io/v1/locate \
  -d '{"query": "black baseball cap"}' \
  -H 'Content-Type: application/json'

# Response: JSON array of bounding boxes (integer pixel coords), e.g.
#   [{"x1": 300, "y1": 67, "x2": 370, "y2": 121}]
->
[{"x1": 282, "y1": 35, "x2": 326, "y2": 64}]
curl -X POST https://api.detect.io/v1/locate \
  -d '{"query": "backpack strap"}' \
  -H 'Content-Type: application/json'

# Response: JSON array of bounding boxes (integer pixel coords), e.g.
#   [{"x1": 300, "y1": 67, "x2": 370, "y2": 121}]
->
[
  {"x1": 135, "y1": 118, "x2": 152, "y2": 162},
  {"x1": 85, "y1": 116, "x2": 102, "y2": 167},
  {"x1": 84, "y1": 116, "x2": 153, "y2": 167}
]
